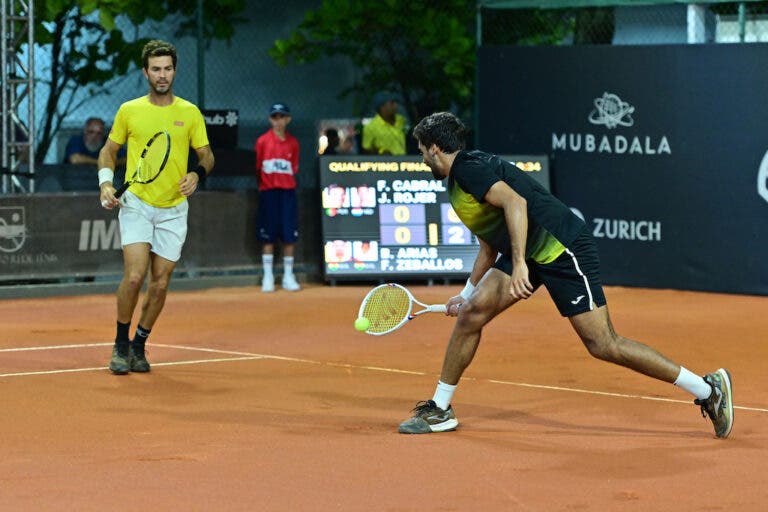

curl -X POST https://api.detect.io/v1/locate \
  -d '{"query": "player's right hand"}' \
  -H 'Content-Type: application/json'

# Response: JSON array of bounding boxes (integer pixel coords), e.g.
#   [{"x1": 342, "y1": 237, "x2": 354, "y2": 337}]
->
[
  {"x1": 99, "y1": 184, "x2": 120, "y2": 209},
  {"x1": 446, "y1": 295, "x2": 464, "y2": 317}
]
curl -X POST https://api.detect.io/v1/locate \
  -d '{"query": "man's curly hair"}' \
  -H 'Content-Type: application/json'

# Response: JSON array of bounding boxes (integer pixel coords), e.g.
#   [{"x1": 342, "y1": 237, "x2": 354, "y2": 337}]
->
[{"x1": 142, "y1": 39, "x2": 177, "y2": 69}]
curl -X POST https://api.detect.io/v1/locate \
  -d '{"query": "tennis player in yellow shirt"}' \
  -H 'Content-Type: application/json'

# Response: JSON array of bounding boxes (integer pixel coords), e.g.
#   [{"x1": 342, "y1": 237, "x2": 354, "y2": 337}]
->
[{"x1": 98, "y1": 39, "x2": 215, "y2": 375}]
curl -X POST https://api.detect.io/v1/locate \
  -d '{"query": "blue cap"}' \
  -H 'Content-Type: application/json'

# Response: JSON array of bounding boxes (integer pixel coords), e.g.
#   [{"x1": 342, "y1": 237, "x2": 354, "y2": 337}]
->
[
  {"x1": 372, "y1": 91, "x2": 398, "y2": 111},
  {"x1": 269, "y1": 102, "x2": 290, "y2": 115}
]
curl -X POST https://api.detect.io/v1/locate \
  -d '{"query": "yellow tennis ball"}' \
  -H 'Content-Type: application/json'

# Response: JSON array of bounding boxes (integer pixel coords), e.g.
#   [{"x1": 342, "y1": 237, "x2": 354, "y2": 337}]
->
[{"x1": 354, "y1": 317, "x2": 371, "y2": 332}]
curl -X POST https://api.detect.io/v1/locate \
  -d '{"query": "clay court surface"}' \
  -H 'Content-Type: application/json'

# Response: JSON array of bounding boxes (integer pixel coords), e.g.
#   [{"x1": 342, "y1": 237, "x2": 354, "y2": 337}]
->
[{"x1": 1, "y1": 283, "x2": 766, "y2": 511}]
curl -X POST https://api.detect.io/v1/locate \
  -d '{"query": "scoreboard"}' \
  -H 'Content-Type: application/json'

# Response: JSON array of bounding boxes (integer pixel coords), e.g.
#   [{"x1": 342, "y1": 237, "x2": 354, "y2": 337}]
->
[{"x1": 319, "y1": 155, "x2": 549, "y2": 280}]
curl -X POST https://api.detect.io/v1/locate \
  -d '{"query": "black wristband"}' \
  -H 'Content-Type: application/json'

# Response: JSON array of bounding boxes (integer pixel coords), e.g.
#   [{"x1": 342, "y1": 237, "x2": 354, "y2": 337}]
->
[{"x1": 190, "y1": 165, "x2": 206, "y2": 185}]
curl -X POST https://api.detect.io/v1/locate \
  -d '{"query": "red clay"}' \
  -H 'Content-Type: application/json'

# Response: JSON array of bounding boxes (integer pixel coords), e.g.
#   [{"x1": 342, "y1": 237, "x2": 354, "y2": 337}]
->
[{"x1": 1, "y1": 284, "x2": 766, "y2": 511}]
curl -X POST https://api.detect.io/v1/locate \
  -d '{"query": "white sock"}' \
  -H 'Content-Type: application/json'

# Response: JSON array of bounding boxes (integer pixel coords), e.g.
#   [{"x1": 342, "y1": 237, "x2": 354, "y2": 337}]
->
[
  {"x1": 262, "y1": 254, "x2": 274, "y2": 278},
  {"x1": 673, "y1": 366, "x2": 712, "y2": 400},
  {"x1": 283, "y1": 256, "x2": 294, "y2": 277},
  {"x1": 432, "y1": 380, "x2": 457, "y2": 410}
]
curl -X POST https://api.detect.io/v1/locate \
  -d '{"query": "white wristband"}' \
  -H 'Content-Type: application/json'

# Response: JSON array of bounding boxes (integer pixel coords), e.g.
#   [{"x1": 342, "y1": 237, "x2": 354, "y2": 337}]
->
[
  {"x1": 459, "y1": 278, "x2": 475, "y2": 300},
  {"x1": 98, "y1": 167, "x2": 114, "y2": 186}
]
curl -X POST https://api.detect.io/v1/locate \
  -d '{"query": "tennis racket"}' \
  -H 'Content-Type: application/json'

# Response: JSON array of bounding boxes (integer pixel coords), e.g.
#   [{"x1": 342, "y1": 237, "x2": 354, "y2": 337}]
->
[
  {"x1": 358, "y1": 283, "x2": 447, "y2": 336},
  {"x1": 114, "y1": 131, "x2": 171, "y2": 198}
]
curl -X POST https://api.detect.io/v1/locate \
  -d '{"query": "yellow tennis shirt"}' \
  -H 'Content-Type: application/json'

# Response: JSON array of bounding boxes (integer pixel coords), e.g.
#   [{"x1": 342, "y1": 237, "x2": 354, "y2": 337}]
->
[{"x1": 109, "y1": 95, "x2": 209, "y2": 208}]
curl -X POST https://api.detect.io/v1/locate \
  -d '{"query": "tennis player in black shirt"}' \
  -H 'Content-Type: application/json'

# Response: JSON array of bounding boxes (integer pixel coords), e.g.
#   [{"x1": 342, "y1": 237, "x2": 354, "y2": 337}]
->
[{"x1": 398, "y1": 112, "x2": 733, "y2": 439}]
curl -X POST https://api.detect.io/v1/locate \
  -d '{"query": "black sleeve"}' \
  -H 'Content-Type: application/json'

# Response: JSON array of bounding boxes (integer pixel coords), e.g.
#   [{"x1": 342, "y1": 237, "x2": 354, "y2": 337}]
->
[{"x1": 452, "y1": 154, "x2": 500, "y2": 203}]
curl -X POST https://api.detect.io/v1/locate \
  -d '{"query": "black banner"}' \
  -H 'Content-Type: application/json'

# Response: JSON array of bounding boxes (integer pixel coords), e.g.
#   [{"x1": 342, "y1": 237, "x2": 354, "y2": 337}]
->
[
  {"x1": 479, "y1": 44, "x2": 768, "y2": 295},
  {"x1": 0, "y1": 192, "x2": 259, "y2": 282},
  {"x1": 202, "y1": 109, "x2": 239, "y2": 149}
]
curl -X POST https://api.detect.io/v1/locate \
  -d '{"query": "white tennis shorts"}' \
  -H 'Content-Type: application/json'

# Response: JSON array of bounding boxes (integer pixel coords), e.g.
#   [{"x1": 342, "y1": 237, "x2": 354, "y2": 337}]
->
[{"x1": 118, "y1": 190, "x2": 189, "y2": 262}]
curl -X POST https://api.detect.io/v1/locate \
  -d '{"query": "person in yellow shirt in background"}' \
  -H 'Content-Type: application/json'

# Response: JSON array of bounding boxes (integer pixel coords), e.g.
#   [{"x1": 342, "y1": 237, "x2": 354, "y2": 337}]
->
[{"x1": 362, "y1": 91, "x2": 408, "y2": 155}]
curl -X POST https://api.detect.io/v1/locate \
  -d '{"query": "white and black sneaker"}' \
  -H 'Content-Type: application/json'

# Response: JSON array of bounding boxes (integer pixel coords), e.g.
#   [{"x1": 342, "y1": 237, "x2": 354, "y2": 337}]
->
[{"x1": 398, "y1": 400, "x2": 458, "y2": 434}]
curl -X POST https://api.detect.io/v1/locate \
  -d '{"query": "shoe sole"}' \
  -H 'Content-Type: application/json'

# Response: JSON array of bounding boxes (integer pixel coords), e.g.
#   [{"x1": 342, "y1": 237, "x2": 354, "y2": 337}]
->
[
  {"x1": 715, "y1": 368, "x2": 734, "y2": 438},
  {"x1": 109, "y1": 365, "x2": 129, "y2": 375},
  {"x1": 109, "y1": 349, "x2": 130, "y2": 374},
  {"x1": 398, "y1": 417, "x2": 459, "y2": 434}
]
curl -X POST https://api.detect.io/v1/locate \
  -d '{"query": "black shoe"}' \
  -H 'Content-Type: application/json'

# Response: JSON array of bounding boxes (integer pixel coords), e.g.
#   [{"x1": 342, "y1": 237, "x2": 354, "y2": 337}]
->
[
  {"x1": 109, "y1": 342, "x2": 130, "y2": 375},
  {"x1": 129, "y1": 341, "x2": 151, "y2": 373}
]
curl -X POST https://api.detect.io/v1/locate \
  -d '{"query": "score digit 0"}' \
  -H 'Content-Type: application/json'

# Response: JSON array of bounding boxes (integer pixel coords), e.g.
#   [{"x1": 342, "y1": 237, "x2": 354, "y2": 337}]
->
[
  {"x1": 393, "y1": 205, "x2": 411, "y2": 223},
  {"x1": 394, "y1": 226, "x2": 412, "y2": 244}
]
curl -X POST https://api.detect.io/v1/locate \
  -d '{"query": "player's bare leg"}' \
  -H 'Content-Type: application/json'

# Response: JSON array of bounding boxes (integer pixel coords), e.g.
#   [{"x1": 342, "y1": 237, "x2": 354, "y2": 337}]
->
[
  {"x1": 116, "y1": 242, "x2": 151, "y2": 323},
  {"x1": 399, "y1": 269, "x2": 516, "y2": 433},
  {"x1": 137, "y1": 253, "x2": 176, "y2": 330},
  {"x1": 440, "y1": 269, "x2": 518, "y2": 385},
  {"x1": 569, "y1": 305, "x2": 734, "y2": 437},
  {"x1": 128, "y1": 253, "x2": 176, "y2": 373},
  {"x1": 568, "y1": 305, "x2": 680, "y2": 382},
  {"x1": 110, "y1": 242, "x2": 150, "y2": 374}
]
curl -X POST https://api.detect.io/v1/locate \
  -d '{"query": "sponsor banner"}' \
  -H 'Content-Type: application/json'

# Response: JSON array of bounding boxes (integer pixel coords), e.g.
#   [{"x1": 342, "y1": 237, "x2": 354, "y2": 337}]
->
[
  {"x1": 0, "y1": 192, "x2": 260, "y2": 282},
  {"x1": 479, "y1": 44, "x2": 768, "y2": 295},
  {"x1": 202, "y1": 109, "x2": 239, "y2": 149}
]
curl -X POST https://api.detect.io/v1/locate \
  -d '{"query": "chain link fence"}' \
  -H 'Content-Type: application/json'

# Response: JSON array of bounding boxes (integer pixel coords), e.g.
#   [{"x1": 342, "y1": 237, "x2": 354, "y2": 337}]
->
[
  {"x1": 19, "y1": 0, "x2": 355, "y2": 193},
  {"x1": 7, "y1": 0, "x2": 768, "y2": 195},
  {"x1": 479, "y1": 1, "x2": 768, "y2": 46}
]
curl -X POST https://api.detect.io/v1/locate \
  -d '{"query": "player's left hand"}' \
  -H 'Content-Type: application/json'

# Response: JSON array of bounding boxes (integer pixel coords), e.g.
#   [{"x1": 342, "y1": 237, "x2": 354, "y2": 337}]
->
[
  {"x1": 509, "y1": 263, "x2": 533, "y2": 300},
  {"x1": 178, "y1": 173, "x2": 199, "y2": 197}
]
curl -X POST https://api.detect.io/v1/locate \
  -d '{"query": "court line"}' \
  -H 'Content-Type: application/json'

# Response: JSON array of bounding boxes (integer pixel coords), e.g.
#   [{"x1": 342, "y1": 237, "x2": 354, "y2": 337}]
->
[
  {"x1": 151, "y1": 343, "x2": 322, "y2": 364},
  {"x1": 487, "y1": 379, "x2": 767, "y2": 413},
  {"x1": 0, "y1": 356, "x2": 264, "y2": 378},
  {"x1": 2, "y1": 342, "x2": 766, "y2": 413},
  {"x1": 0, "y1": 342, "x2": 113, "y2": 352}
]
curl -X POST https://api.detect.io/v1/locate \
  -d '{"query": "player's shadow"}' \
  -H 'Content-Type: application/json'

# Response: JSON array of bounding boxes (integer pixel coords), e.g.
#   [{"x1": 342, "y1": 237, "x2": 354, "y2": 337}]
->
[{"x1": 461, "y1": 403, "x2": 705, "y2": 438}]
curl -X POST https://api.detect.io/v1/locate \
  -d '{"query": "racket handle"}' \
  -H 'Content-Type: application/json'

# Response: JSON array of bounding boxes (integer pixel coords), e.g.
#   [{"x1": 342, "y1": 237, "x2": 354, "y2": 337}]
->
[
  {"x1": 425, "y1": 304, "x2": 447, "y2": 313},
  {"x1": 113, "y1": 181, "x2": 130, "y2": 199}
]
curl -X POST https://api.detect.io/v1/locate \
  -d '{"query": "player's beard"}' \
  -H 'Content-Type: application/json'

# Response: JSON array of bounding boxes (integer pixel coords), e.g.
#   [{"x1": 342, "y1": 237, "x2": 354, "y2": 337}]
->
[
  {"x1": 424, "y1": 155, "x2": 444, "y2": 180},
  {"x1": 151, "y1": 77, "x2": 173, "y2": 96}
]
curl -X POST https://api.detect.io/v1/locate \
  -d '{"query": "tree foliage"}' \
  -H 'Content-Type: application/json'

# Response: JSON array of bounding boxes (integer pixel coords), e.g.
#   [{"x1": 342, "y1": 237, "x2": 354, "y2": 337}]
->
[
  {"x1": 269, "y1": 0, "x2": 476, "y2": 126},
  {"x1": 28, "y1": 0, "x2": 245, "y2": 163}
]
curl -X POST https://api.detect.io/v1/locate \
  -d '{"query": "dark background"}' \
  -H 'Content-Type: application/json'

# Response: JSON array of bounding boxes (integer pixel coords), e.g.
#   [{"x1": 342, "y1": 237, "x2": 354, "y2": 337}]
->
[{"x1": 479, "y1": 43, "x2": 768, "y2": 295}]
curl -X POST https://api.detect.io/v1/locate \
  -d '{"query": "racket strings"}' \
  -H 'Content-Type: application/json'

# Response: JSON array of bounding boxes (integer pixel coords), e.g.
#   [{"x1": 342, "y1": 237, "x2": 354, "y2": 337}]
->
[
  {"x1": 137, "y1": 139, "x2": 168, "y2": 182},
  {"x1": 362, "y1": 287, "x2": 411, "y2": 333}
]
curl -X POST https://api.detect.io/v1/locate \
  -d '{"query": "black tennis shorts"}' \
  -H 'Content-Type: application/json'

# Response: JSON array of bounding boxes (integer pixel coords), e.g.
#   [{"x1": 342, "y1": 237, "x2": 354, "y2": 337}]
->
[{"x1": 493, "y1": 227, "x2": 607, "y2": 317}]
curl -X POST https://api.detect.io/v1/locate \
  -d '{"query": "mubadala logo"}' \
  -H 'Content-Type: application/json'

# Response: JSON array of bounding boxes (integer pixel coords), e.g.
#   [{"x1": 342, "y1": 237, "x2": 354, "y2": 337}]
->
[
  {"x1": 588, "y1": 92, "x2": 634, "y2": 129},
  {"x1": 553, "y1": 92, "x2": 671, "y2": 156},
  {"x1": 0, "y1": 206, "x2": 25, "y2": 253}
]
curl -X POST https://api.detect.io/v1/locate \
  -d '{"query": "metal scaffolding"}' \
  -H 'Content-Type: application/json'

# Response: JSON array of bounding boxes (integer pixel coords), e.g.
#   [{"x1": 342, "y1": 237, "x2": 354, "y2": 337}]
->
[{"x1": 1, "y1": 0, "x2": 34, "y2": 194}]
